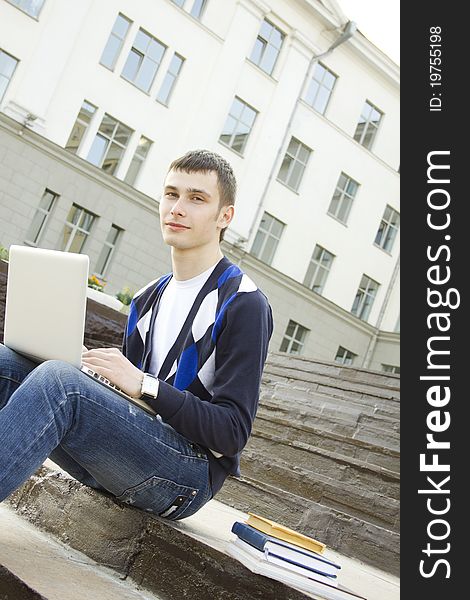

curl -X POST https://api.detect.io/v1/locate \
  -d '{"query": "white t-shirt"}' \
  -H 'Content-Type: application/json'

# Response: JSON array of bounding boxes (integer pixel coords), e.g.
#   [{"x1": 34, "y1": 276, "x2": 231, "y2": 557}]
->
[{"x1": 149, "y1": 262, "x2": 219, "y2": 377}]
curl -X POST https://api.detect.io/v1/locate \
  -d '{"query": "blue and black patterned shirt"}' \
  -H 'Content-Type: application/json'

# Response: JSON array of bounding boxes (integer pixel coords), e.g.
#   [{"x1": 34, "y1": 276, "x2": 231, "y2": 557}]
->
[{"x1": 122, "y1": 256, "x2": 273, "y2": 496}]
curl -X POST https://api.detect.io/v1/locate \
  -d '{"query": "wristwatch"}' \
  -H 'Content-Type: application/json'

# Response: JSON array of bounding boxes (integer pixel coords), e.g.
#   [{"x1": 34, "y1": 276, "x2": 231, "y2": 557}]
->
[{"x1": 140, "y1": 373, "x2": 159, "y2": 400}]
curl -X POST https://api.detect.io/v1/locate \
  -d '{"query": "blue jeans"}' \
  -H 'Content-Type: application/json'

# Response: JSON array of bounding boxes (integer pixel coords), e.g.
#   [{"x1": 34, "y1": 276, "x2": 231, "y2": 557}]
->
[{"x1": 0, "y1": 344, "x2": 212, "y2": 520}]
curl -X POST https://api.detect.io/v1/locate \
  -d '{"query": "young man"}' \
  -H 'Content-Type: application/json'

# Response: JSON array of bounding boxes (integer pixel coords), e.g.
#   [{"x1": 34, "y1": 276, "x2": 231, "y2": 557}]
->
[{"x1": 0, "y1": 149, "x2": 273, "y2": 521}]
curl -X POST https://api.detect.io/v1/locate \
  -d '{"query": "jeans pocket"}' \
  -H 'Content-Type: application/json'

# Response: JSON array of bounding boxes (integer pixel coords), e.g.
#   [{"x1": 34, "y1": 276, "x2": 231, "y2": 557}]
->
[{"x1": 116, "y1": 476, "x2": 199, "y2": 521}]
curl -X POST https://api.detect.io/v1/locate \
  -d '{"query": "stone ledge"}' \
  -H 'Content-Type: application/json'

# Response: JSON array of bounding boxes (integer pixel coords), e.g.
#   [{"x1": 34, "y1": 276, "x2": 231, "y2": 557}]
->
[
  {"x1": 0, "y1": 564, "x2": 47, "y2": 600},
  {"x1": 7, "y1": 462, "x2": 399, "y2": 600},
  {"x1": 7, "y1": 464, "x2": 311, "y2": 600}
]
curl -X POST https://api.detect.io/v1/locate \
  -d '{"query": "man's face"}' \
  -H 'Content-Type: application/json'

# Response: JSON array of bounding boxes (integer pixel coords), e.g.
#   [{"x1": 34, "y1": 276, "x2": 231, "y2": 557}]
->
[{"x1": 160, "y1": 169, "x2": 232, "y2": 250}]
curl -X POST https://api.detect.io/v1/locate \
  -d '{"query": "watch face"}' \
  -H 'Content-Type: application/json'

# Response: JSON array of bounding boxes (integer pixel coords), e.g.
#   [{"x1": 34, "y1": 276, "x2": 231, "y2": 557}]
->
[{"x1": 143, "y1": 374, "x2": 159, "y2": 398}]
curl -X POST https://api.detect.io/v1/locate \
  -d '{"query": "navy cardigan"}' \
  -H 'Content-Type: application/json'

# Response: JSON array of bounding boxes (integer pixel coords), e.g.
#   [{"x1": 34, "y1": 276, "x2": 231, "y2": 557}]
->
[{"x1": 122, "y1": 256, "x2": 273, "y2": 496}]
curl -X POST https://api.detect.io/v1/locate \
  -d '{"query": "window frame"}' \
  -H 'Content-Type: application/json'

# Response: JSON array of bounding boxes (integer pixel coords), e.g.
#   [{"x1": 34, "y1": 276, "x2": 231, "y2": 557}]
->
[
  {"x1": 354, "y1": 100, "x2": 383, "y2": 151},
  {"x1": 304, "y1": 62, "x2": 337, "y2": 115},
  {"x1": 250, "y1": 212, "x2": 284, "y2": 265},
  {"x1": 303, "y1": 244, "x2": 335, "y2": 294},
  {"x1": 60, "y1": 204, "x2": 96, "y2": 254},
  {"x1": 279, "y1": 320, "x2": 309, "y2": 355},
  {"x1": 121, "y1": 28, "x2": 167, "y2": 94},
  {"x1": 100, "y1": 13, "x2": 133, "y2": 72},
  {"x1": 65, "y1": 100, "x2": 97, "y2": 154},
  {"x1": 95, "y1": 224, "x2": 123, "y2": 277},
  {"x1": 124, "y1": 135, "x2": 152, "y2": 186},
  {"x1": 218, "y1": 96, "x2": 258, "y2": 156},
  {"x1": 334, "y1": 346, "x2": 356, "y2": 366},
  {"x1": 5, "y1": 0, "x2": 45, "y2": 19},
  {"x1": 277, "y1": 137, "x2": 311, "y2": 192},
  {"x1": 156, "y1": 52, "x2": 185, "y2": 106},
  {"x1": 351, "y1": 274, "x2": 380, "y2": 321},
  {"x1": 87, "y1": 113, "x2": 133, "y2": 175},
  {"x1": 24, "y1": 189, "x2": 59, "y2": 246},
  {"x1": 374, "y1": 204, "x2": 400, "y2": 253},
  {"x1": 0, "y1": 48, "x2": 19, "y2": 104},
  {"x1": 249, "y1": 18, "x2": 285, "y2": 76},
  {"x1": 327, "y1": 172, "x2": 359, "y2": 225},
  {"x1": 382, "y1": 364, "x2": 400, "y2": 374}
]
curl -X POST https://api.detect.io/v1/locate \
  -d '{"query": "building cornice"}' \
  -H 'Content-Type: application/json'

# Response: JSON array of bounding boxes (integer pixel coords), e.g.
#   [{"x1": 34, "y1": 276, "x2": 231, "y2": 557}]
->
[
  {"x1": 236, "y1": 0, "x2": 271, "y2": 19},
  {"x1": 0, "y1": 112, "x2": 161, "y2": 216},
  {"x1": 290, "y1": 0, "x2": 399, "y2": 87}
]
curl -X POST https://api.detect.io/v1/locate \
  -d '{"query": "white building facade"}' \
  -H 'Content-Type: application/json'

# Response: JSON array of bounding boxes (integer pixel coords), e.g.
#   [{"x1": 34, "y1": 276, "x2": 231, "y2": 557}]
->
[{"x1": 0, "y1": 0, "x2": 400, "y2": 371}]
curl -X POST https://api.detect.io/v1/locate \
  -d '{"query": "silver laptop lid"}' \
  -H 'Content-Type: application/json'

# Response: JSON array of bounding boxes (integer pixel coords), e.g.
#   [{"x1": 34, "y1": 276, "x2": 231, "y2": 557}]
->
[{"x1": 3, "y1": 245, "x2": 89, "y2": 368}]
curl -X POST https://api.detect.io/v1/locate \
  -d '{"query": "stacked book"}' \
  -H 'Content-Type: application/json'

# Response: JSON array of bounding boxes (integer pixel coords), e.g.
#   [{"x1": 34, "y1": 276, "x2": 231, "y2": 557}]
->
[{"x1": 227, "y1": 513, "x2": 366, "y2": 600}]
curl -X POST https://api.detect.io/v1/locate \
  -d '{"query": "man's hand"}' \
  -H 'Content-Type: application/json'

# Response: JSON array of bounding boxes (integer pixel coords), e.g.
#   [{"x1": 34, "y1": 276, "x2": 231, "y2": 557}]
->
[{"x1": 81, "y1": 347, "x2": 143, "y2": 399}]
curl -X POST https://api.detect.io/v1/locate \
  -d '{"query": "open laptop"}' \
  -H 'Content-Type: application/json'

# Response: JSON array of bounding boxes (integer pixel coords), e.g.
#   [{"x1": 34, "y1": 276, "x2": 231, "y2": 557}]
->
[{"x1": 3, "y1": 245, "x2": 156, "y2": 416}]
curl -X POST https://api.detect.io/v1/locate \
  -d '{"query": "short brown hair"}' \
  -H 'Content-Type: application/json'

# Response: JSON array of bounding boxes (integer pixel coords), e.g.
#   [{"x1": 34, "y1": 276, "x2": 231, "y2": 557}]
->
[{"x1": 168, "y1": 149, "x2": 236, "y2": 241}]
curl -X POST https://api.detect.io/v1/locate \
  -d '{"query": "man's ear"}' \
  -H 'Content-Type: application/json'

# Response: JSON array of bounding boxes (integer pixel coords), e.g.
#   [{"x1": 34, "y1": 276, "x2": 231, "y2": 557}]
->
[{"x1": 218, "y1": 205, "x2": 234, "y2": 230}]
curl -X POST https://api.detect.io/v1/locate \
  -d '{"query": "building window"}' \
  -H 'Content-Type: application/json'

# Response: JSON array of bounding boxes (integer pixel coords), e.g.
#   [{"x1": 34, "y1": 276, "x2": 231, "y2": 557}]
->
[
  {"x1": 6, "y1": 0, "x2": 45, "y2": 18},
  {"x1": 171, "y1": 0, "x2": 206, "y2": 18},
  {"x1": 124, "y1": 136, "x2": 152, "y2": 186},
  {"x1": 374, "y1": 205, "x2": 400, "y2": 252},
  {"x1": 382, "y1": 364, "x2": 400, "y2": 375},
  {"x1": 121, "y1": 28, "x2": 166, "y2": 93},
  {"x1": 354, "y1": 101, "x2": 383, "y2": 150},
  {"x1": 60, "y1": 204, "x2": 96, "y2": 253},
  {"x1": 351, "y1": 274, "x2": 380, "y2": 321},
  {"x1": 219, "y1": 97, "x2": 257, "y2": 155},
  {"x1": 65, "y1": 100, "x2": 97, "y2": 154},
  {"x1": 249, "y1": 19, "x2": 284, "y2": 76},
  {"x1": 100, "y1": 13, "x2": 132, "y2": 71},
  {"x1": 394, "y1": 314, "x2": 400, "y2": 333},
  {"x1": 335, "y1": 346, "x2": 356, "y2": 366},
  {"x1": 25, "y1": 189, "x2": 58, "y2": 245},
  {"x1": 87, "y1": 113, "x2": 133, "y2": 175},
  {"x1": 156, "y1": 53, "x2": 184, "y2": 105},
  {"x1": 251, "y1": 212, "x2": 284, "y2": 265},
  {"x1": 277, "y1": 137, "x2": 311, "y2": 192},
  {"x1": 190, "y1": 0, "x2": 206, "y2": 18},
  {"x1": 303, "y1": 245, "x2": 335, "y2": 294},
  {"x1": 95, "y1": 224, "x2": 122, "y2": 276},
  {"x1": 280, "y1": 320, "x2": 309, "y2": 355},
  {"x1": 327, "y1": 172, "x2": 359, "y2": 224},
  {"x1": 304, "y1": 63, "x2": 337, "y2": 114},
  {"x1": 0, "y1": 49, "x2": 19, "y2": 103}
]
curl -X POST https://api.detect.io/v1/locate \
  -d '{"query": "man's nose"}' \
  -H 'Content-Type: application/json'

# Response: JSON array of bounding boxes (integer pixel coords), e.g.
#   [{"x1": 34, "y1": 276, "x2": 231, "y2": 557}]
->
[{"x1": 170, "y1": 198, "x2": 185, "y2": 216}]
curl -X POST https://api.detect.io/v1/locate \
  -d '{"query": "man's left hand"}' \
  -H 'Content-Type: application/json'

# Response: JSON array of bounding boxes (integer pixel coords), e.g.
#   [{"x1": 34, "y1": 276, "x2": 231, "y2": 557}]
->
[{"x1": 81, "y1": 347, "x2": 143, "y2": 399}]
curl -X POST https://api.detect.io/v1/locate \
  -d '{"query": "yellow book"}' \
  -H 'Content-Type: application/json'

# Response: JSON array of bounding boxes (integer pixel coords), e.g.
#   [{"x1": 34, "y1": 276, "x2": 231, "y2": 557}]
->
[{"x1": 246, "y1": 513, "x2": 326, "y2": 555}]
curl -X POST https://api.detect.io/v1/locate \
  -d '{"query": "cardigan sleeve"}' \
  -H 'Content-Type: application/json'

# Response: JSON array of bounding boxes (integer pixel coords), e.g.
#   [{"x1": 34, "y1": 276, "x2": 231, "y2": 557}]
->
[{"x1": 146, "y1": 290, "x2": 273, "y2": 457}]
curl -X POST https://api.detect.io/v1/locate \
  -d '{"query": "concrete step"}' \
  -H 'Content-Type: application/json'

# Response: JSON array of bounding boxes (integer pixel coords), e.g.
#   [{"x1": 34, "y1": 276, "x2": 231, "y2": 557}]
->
[
  {"x1": 217, "y1": 475, "x2": 400, "y2": 577},
  {"x1": 261, "y1": 381, "x2": 400, "y2": 421},
  {"x1": 257, "y1": 401, "x2": 400, "y2": 454},
  {"x1": 262, "y1": 369, "x2": 399, "y2": 407},
  {"x1": 0, "y1": 505, "x2": 161, "y2": 600},
  {"x1": 5, "y1": 462, "x2": 400, "y2": 600},
  {"x1": 266, "y1": 353, "x2": 400, "y2": 393},
  {"x1": 240, "y1": 447, "x2": 399, "y2": 531},
  {"x1": 252, "y1": 415, "x2": 400, "y2": 473}
]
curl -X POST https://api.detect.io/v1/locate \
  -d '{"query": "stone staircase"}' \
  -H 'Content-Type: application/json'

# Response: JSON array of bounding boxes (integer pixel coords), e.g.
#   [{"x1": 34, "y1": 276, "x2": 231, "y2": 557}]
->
[
  {"x1": 217, "y1": 352, "x2": 400, "y2": 575},
  {"x1": 0, "y1": 259, "x2": 400, "y2": 579}
]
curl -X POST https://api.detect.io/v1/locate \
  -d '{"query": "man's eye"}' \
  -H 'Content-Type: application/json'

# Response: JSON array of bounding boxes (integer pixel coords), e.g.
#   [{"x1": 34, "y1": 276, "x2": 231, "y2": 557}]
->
[
  {"x1": 192, "y1": 197, "x2": 204, "y2": 202},
  {"x1": 165, "y1": 192, "x2": 177, "y2": 198}
]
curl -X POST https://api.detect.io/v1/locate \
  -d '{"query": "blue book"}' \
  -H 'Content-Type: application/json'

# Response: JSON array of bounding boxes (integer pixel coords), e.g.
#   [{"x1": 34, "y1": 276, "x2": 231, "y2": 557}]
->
[{"x1": 231, "y1": 522, "x2": 341, "y2": 578}]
